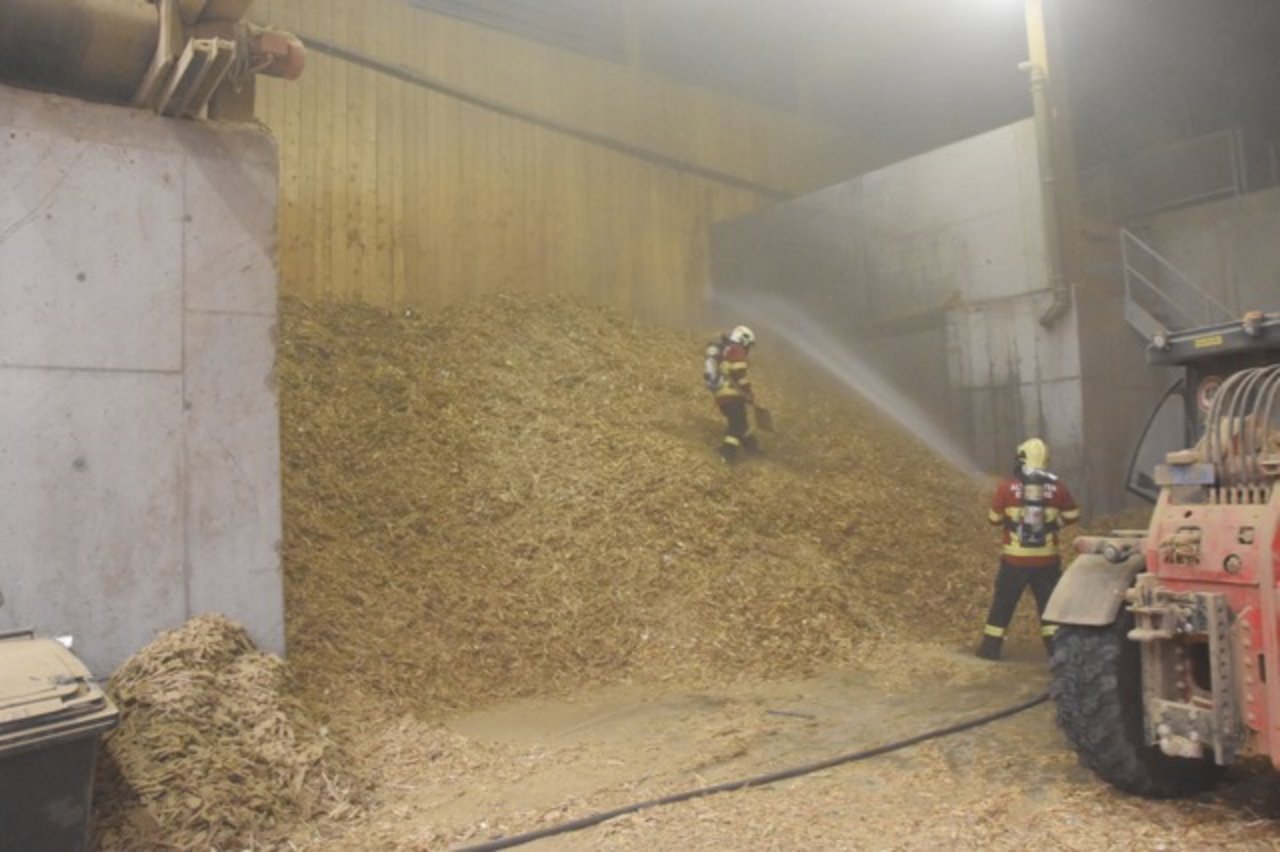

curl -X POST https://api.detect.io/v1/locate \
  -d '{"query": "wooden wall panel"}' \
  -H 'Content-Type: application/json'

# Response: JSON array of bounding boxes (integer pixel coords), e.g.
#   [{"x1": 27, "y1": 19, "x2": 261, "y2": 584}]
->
[{"x1": 252, "y1": 0, "x2": 861, "y2": 318}]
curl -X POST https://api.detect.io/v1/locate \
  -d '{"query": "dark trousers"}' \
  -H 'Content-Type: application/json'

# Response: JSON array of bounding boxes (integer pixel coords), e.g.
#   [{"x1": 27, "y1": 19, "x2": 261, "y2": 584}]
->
[
  {"x1": 982, "y1": 559, "x2": 1061, "y2": 639},
  {"x1": 719, "y1": 399, "x2": 757, "y2": 461}
]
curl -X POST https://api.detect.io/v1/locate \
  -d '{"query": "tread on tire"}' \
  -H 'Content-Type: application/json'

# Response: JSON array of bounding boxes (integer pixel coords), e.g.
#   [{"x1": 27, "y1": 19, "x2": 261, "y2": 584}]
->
[{"x1": 1050, "y1": 613, "x2": 1224, "y2": 797}]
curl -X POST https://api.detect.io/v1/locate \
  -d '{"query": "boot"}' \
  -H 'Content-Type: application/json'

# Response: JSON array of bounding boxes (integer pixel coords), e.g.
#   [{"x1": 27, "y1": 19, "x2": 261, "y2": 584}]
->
[
  {"x1": 975, "y1": 635, "x2": 1003, "y2": 661},
  {"x1": 719, "y1": 442, "x2": 738, "y2": 464},
  {"x1": 1042, "y1": 635, "x2": 1055, "y2": 657}
]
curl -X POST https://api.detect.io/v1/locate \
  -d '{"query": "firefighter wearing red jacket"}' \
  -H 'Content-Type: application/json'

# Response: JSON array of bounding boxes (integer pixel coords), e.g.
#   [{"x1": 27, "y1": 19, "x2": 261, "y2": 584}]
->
[
  {"x1": 976, "y1": 438, "x2": 1080, "y2": 661},
  {"x1": 704, "y1": 325, "x2": 759, "y2": 463}
]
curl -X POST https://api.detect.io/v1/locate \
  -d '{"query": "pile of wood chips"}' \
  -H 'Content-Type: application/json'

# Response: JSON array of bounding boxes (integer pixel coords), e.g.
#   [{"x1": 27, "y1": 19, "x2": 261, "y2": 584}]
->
[
  {"x1": 93, "y1": 614, "x2": 362, "y2": 850},
  {"x1": 91, "y1": 293, "x2": 1147, "y2": 850},
  {"x1": 277, "y1": 293, "x2": 1015, "y2": 717}
]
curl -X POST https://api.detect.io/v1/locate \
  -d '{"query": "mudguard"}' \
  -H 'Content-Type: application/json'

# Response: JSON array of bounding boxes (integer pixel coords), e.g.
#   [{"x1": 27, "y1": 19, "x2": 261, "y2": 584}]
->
[{"x1": 1044, "y1": 552, "x2": 1147, "y2": 626}]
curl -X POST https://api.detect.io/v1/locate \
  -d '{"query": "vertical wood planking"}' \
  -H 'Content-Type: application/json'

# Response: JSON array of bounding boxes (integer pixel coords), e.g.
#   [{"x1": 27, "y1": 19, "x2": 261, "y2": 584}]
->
[
  {"x1": 372, "y1": 3, "x2": 392, "y2": 306},
  {"x1": 311, "y1": 1, "x2": 335, "y2": 300},
  {"x1": 413, "y1": 8, "x2": 434, "y2": 306},
  {"x1": 255, "y1": 0, "x2": 859, "y2": 320},
  {"x1": 388, "y1": 6, "x2": 407, "y2": 305},
  {"x1": 328, "y1": 0, "x2": 349, "y2": 300},
  {"x1": 354, "y1": 2, "x2": 379, "y2": 304},
  {"x1": 278, "y1": 0, "x2": 303, "y2": 302},
  {"x1": 343, "y1": 0, "x2": 364, "y2": 300},
  {"x1": 291, "y1": 0, "x2": 316, "y2": 300}
]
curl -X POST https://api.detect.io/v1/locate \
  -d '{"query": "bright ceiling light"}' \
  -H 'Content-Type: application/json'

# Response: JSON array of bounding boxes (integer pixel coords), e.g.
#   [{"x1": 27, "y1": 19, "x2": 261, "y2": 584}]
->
[{"x1": 966, "y1": 0, "x2": 1024, "y2": 13}]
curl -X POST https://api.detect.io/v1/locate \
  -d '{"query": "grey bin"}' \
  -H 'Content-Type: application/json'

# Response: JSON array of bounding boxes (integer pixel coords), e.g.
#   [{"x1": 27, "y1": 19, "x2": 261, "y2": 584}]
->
[{"x1": 0, "y1": 630, "x2": 119, "y2": 852}]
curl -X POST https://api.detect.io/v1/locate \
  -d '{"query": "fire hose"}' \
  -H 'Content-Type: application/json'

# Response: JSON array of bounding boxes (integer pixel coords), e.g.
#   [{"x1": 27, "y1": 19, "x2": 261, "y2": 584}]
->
[{"x1": 455, "y1": 690, "x2": 1051, "y2": 851}]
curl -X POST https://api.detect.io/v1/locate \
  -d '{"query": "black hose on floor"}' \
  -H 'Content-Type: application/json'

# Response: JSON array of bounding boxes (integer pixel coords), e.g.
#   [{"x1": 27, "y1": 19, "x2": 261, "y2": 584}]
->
[{"x1": 454, "y1": 690, "x2": 1051, "y2": 851}]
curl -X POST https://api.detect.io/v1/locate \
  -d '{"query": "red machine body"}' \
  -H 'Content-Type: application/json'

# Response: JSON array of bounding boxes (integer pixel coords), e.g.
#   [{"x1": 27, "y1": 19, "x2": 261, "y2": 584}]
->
[
  {"x1": 1049, "y1": 315, "x2": 1280, "y2": 796},
  {"x1": 1142, "y1": 491, "x2": 1280, "y2": 766}
]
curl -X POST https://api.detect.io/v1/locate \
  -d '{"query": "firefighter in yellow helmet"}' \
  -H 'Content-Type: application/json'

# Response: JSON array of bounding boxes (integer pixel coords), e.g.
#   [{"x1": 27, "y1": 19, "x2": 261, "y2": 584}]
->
[{"x1": 976, "y1": 438, "x2": 1080, "y2": 660}]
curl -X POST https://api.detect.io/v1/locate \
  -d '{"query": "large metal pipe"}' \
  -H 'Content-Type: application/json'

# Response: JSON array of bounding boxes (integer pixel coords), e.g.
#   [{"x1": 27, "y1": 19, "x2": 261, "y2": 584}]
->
[
  {"x1": 1024, "y1": 0, "x2": 1077, "y2": 328},
  {"x1": 0, "y1": 0, "x2": 302, "y2": 113},
  {"x1": 0, "y1": 0, "x2": 159, "y2": 103}
]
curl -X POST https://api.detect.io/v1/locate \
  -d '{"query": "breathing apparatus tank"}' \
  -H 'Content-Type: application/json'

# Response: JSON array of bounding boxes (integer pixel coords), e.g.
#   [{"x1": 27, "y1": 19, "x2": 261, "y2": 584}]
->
[
  {"x1": 1014, "y1": 438, "x2": 1054, "y2": 547},
  {"x1": 704, "y1": 338, "x2": 726, "y2": 391},
  {"x1": 1018, "y1": 469, "x2": 1054, "y2": 547}
]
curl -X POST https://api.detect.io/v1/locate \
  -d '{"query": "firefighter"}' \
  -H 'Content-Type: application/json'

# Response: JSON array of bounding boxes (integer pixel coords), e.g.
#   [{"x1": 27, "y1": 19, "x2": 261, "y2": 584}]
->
[
  {"x1": 704, "y1": 325, "x2": 759, "y2": 463},
  {"x1": 976, "y1": 437, "x2": 1080, "y2": 660}
]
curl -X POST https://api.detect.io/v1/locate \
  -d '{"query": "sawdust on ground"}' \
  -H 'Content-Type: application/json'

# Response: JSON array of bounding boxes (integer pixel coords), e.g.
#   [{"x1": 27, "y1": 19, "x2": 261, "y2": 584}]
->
[{"x1": 282, "y1": 642, "x2": 1280, "y2": 852}]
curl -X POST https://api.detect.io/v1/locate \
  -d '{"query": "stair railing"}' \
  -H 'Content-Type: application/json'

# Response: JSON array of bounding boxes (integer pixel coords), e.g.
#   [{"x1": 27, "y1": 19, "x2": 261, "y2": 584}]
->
[{"x1": 1120, "y1": 227, "x2": 1234, "y2": 338}]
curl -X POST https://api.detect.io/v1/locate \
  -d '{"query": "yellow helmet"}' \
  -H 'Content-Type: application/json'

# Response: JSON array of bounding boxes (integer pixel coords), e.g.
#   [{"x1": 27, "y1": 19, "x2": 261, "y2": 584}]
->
[{"x1": 1017, "y1": 438, "x2": 1049, "y2": 470}]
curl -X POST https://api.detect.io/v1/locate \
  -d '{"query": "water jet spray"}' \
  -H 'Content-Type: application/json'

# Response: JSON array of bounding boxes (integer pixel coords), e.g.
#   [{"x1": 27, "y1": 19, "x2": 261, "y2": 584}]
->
[{"x1": 710, "y1": 291, "x2": 986, "y2": 479}]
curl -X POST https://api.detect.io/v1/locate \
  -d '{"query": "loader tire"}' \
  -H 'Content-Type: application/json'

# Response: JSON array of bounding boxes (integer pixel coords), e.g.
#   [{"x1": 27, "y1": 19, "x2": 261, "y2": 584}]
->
[{"x1": 1050, "y1": 613, "x2": 1223, "y2": 797}]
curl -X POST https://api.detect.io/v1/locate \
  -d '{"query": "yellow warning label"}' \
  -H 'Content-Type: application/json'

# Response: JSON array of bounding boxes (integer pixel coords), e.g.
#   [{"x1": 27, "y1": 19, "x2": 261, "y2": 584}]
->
[{"x1": 1193, "y1": 335, "x2": 1224, "y2": 349}]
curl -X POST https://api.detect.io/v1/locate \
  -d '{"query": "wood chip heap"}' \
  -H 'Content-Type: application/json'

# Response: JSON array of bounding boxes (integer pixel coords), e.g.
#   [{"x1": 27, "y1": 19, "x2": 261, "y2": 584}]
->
[
  {"x1": 277, "y1": 293, "x2": 1011, "y2": 716},
  {"x1": 91, "y1": 293, "x2": 1139, "y2": 850},
  {"x1": 93, "y1": 614, "x2": 361, "y2": 850}
]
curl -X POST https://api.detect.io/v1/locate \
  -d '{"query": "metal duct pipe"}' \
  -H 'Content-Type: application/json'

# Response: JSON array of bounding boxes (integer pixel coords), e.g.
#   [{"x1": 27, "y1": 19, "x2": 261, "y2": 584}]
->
[
  {"x1": 1025, "y1": 56, "x2": 1072, "y2": 327},
  {"x1": 1023, "y1": 0, "x2": 1074, "y2": 328},
  {"x1": 0, "y1": 0, "x2": 160, "y2": 103},
  {"x1": 0, "y1": 0, "x2": 303, "y2": 113}
]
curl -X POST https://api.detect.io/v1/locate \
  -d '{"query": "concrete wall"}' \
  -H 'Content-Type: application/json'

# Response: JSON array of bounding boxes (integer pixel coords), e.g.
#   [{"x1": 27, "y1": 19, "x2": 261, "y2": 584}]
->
[
  {"x1": 711, "y1": 121, "x2": 1091, "y2": 498},
  {"x1": 1143, "y1": 185, "x2": 1280, "y2": 314},
  {"x1": 1065, "y1": 184, "x2": 1280, "y2": 516},
  {"x1": 1072, "y1": 277, "x2": 1176, "y2": 517},
  {"x1": 0, "y1": 83, "x2": 284, "y2": 675},
  {"x1": 1066, "y1": 184, "x2": 1280, "y2": 517}
]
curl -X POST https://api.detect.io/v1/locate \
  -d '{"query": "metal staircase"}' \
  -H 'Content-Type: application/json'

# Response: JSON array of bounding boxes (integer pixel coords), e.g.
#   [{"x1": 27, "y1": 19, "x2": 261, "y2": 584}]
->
[
  {"x1": 1076, "y1": 129, "x2": 1249, "y2": 342},
  {"x1": 1119, "y1": 228, "x2": 1235, "y2": 341}
]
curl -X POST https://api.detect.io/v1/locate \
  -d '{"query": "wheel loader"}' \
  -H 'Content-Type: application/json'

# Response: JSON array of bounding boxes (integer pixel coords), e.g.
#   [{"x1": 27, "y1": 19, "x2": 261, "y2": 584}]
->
[{"x1": 1046, "y1": 309, "x2": 1280, "y2": 796}]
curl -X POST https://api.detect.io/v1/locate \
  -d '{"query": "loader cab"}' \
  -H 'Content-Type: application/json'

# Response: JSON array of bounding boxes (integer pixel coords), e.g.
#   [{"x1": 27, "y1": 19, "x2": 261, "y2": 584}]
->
[{"x1": 1127, "y1": 312, "x2": 1280, "y2": 501}]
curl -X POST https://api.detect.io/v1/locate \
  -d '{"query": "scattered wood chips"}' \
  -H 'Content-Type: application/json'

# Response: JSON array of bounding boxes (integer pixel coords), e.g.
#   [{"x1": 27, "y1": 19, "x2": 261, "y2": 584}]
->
[{"x1": 93, "y1": 614, "x2": 363, "y2": 850}]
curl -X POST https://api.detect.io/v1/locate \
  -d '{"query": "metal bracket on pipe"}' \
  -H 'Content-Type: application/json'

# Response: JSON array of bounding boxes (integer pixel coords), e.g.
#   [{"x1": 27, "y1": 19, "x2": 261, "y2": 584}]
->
[
  {"x1": 133, "y1": 0, "x2": 183, "y2": 109},
  {"x1": 134, "y1": 0, "x2": 242, "y2": 118},
  {"x1": 156, "y1": 37, "x2": 237, "y2": 117}
]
